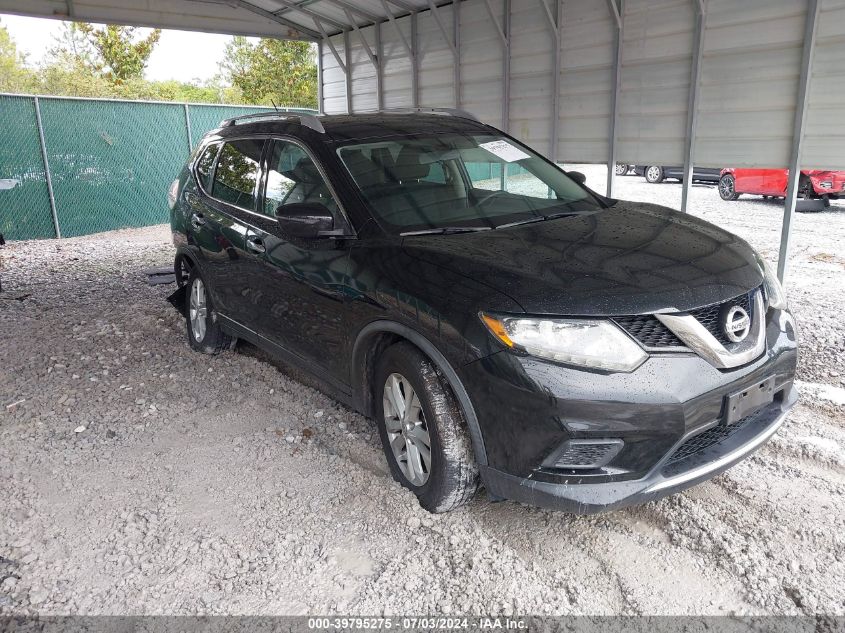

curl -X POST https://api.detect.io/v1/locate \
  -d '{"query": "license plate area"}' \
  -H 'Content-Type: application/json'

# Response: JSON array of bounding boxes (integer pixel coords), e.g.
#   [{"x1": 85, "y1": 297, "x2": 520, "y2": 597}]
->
[{"x1": 725, "y1": 376, "x2": 776, "y2": 425}]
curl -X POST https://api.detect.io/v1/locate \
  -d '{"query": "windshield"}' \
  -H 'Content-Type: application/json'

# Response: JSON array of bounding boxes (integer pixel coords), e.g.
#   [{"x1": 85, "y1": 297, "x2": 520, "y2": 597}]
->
[{"x1": 337, "y1": 134, "x2": 604, "y2": 234}]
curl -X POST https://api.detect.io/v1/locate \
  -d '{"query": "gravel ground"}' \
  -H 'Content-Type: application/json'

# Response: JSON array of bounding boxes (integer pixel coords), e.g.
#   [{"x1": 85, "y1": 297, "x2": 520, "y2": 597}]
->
[{"x1": 1, "y1": 171, "x2": 844, "y2": 616}]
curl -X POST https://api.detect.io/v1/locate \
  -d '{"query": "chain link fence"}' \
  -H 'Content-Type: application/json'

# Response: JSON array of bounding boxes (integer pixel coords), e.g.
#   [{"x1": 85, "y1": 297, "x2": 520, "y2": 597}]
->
[{"x1": 0, "y1": 94, "x2": 315, "y2": 241}]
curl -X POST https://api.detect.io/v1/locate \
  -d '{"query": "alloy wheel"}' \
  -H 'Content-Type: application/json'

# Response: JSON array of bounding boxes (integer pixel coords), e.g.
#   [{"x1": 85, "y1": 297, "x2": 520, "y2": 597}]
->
[
  {"x1": 189, "y1": 278, "x2": 207, "y2": 342},
  {"x1": 646, "y1": 166, "x2": 661, "y2": 182},
  {"x1": 382, "y1": 373, "x2": 432, "y2": 486},
  {"x1": 720, "y1": 176, "x2": 734, "y2": 199}
]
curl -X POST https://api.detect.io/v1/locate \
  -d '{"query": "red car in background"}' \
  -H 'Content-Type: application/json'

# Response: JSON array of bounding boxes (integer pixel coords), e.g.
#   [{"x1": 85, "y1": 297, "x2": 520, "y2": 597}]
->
[{"x1": 719, "y1": 168, "x2": 845, "y2": 205}]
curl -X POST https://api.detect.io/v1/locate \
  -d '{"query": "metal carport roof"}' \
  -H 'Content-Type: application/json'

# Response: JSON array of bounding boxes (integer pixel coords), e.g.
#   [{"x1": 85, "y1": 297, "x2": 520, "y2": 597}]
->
[{"x1": 2, "y1": 0, "x2": 843, "y2": 283}]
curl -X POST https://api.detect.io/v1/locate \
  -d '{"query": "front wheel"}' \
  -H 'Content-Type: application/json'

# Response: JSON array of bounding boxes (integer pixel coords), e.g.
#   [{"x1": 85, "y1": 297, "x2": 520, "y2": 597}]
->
[
  {"x1": 719, "y1": 174, "x2": 740, "y2": 201},
  {"x1": 374, "y1": 343, "x2": 479, "y2": 513},
  {"x1": 645, "y1": 166, "x2": 665, "y2": 183}
]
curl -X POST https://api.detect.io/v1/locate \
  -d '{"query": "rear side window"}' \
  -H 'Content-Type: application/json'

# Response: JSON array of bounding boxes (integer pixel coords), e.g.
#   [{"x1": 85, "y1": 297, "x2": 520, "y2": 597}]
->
[
  {"x1": 212, "y1": 139, "x2": 264, "y2": 209},
  {"x1": 195, "y1": 143, "x2": 219, "y2": 191}
]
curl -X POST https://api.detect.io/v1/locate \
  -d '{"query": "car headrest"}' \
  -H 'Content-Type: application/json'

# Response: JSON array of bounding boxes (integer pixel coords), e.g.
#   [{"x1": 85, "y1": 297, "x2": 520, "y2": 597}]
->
[
  {"x1": 370, "y1": 147, "x2": 396, "y2": 172},
  {"x1": 388, "y1": 146, "x2": 430, "y2": 182},
  {"x1": 284, "y1": 157, "x2": 322, "y2": 185},
  {"x1": 342, "y1": 149, "x2": 384, "y2": 189}
]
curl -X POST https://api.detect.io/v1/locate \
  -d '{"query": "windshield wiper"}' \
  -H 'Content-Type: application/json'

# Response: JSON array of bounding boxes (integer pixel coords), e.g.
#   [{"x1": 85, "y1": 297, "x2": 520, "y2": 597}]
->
[
  {"x1": 495, "y1": 216, "x2": 546, "y2": 229},
  {"x1": 400, "y1": 227, "x2": 492, "y2": 236},
  {"x1": 495, "y1": 210, "x2": 590, "y2": 229}
]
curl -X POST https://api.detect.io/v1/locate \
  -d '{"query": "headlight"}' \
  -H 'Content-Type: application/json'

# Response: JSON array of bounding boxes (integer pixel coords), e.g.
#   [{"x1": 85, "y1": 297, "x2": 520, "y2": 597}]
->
[
  {"x1": 760, "y1": 257, "x2": 787, "y2": 310},
  {"x1": 480, "y1": 313, "x2": 647, "y2": 372},
  {"x1": 167, "y1": 179, "x2": 180, "y2": 210}
]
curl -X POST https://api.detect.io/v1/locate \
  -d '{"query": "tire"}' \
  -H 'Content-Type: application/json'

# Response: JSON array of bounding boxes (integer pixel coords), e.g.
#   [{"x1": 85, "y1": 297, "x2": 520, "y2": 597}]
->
[
  {"x1": 175, "y1": 256, "x2": 191, "y2": 288},
  {"x1": 185, "y1": 268, "x2": 233, "y2": 355},
  {"x1": 644, "y1": 166, "x2": 665, "y2": 184},
  {"x1": 719, "y1": 174, "x2": 740, "y2": 201},
  {"x1": 615, "y1": 163, "x2": 629, "y2": 176},
  {"x1": 374, "y1": 342, "x2": 479, "y2": 513},
  {"x1": 798, "y1": 175, "x2": 813, "y2": 200}
]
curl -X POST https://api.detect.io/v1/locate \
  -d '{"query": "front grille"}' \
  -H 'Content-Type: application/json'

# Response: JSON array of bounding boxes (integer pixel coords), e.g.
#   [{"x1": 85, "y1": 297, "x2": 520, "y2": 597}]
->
[
  {"x1": 663, "y1": 415, "x2": 759, "y2": 474},
  {"x1": 613, "y1": 287, "x2": 759, "y2": 349},
  {"x1": 687, "y1": 290, "x2": 754, "y2": 346},
  {"x1": 613, "y1": 315, "x2": 683, "y2": 348}
]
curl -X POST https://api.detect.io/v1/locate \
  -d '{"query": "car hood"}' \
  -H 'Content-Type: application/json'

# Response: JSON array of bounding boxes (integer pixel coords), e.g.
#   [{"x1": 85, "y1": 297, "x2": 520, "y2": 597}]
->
[{"x1": 401, "y1": 201, "x2": 764, "y2": 316}]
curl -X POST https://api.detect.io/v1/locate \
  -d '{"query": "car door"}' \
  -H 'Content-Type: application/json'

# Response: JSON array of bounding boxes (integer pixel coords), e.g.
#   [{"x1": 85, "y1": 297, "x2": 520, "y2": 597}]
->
[
  {"x1": 732, "y1": 169, "x2": 771, "y2": 194},
  {"x1": 245, "y1": 138, "x2": 353, "y2": 383},
  {"x1": 760, "y1": 169, "x2": 789, "y2": 196},
  {"x1": 199, "y1": 138, "x2": 264, "y2": 325}
]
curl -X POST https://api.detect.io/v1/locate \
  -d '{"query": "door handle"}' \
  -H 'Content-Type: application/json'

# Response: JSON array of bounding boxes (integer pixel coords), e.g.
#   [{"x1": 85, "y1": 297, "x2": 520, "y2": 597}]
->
[
  {"x1": 246, "y1": 236, "x2": 266, "y2": 254},
  {"x1": 190, "y1": 213, "x2": 206, "y2": 230}
]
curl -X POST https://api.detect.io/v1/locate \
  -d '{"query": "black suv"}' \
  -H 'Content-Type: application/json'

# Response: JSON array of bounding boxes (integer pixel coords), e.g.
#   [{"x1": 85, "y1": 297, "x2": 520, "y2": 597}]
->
[{"x1": 168, "y1": 110, "x2": 798, "y2": 514}]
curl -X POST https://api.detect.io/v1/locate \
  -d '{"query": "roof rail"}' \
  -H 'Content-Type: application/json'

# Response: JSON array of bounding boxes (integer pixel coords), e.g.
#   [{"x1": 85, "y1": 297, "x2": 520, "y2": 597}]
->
[
  {"x1": 219, "y1": 111, "x2": 325, "y2": 134},
  {"x1": 378, "y1": 107, "x2": 480, "y2": 123}
]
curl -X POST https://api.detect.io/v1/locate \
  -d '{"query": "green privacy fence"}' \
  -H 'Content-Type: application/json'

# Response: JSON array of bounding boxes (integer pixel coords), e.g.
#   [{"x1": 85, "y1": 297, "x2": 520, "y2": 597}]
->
[{"x1": 0, "y1": 94, "x2": 315, "y2": 240}]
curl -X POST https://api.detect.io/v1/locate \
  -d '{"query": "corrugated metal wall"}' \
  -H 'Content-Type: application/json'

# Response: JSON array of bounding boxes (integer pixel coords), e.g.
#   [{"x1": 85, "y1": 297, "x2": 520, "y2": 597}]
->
[
  {"x1": 617, "y1": 0, "x2": 696, "y2": 165},
  {"x1": 696, "y1": 0, "x2": 806, "y2": 168},
  {"x1": 459, "y1": 1, "x2": 505, "y2": 125},
  {"x1": 321, "y1": 0, "x2": 844, "y2": 171},
  {"x1": 804, "y1": 0, "x2": 845, "y2": 168},
  {"x1": 557, "y1": 0, "x2": 616, "y2": 163}
]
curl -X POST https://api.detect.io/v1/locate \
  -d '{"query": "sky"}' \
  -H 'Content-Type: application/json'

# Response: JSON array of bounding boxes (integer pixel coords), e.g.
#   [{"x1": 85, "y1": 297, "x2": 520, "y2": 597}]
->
[{"x1": 1, "y1": 13, "x2": 235, "y2": 83}]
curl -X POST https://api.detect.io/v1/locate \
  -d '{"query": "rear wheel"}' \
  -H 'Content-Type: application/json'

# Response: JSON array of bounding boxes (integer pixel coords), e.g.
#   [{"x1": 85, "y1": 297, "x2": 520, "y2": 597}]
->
[
  {"x1": 185, "y1": 268, "x2": 233, "y2": 354},
  {"x1": 645, "y1": 166, "x2": 665, "y2": 184},
  {"x1": 798, "y1": 174, "x2": 813, "y2": 199},
  {"x1": 615, "y1": 163, "x2": 629, "y2": 176},
  {"x1": 719, "y1": 174, "x2": 740, "y2": 201},
  {"x1": 374, "y1": 342, "x2": 479, "y2": 513}
]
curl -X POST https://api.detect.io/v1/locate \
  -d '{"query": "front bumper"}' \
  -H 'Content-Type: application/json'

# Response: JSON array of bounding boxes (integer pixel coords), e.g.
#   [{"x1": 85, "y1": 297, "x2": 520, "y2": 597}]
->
[
  {"x1": 480, "y1": 385, "x2": 795, "y2": 513},
  {"x1": 459, "y1": 308, "x2": 798, "y2": 513}
]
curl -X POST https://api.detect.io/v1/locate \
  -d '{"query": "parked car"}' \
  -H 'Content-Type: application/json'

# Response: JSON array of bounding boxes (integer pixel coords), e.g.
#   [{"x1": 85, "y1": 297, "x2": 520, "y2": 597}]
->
[
  {"x1": 169, "y1": 110, "x2": 797, "y2": 514},
  {"x1": 719, "y1": 168, "x2": 845, "y2": 204},
  {"x1": 635, "y1": 165, "x2": 722, "y2": 184}
]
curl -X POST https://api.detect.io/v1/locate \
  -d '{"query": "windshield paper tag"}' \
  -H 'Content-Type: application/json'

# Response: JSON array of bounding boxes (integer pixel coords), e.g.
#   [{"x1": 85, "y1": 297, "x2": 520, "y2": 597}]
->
[{"x1": 479, "y1": 140, "x2": 530, "y2": 162}]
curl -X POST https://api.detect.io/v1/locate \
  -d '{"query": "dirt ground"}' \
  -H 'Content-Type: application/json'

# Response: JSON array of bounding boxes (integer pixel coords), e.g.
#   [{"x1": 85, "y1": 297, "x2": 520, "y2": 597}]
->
[{"x1": 1, "y1": 168, "x2": 843, "y2": 616}]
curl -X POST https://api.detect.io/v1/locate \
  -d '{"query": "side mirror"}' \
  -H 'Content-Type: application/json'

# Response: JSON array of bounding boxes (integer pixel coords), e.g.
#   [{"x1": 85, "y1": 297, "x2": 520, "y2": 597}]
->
[
  {"x1": 275, "y1": 202, "x2": 334, "y2": 238},
  {"x1": 568, "y1": 171, "x2": 587, "y2": 185}
]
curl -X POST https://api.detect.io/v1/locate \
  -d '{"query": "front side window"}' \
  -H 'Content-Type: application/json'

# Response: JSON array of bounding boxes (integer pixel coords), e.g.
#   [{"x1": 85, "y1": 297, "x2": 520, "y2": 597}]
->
[
  {"x1": 195, "y1": 142, "x2": 219, "y2": 191},
  {"x1": 337, "y1": 134, "x2": 603, "y2": 234},
  {"x1": 212, "y1": 139, "x2": 264, "y2": 209},
  {"x1": 264, "y1": 140, "x2": 338, "y2": 217}
]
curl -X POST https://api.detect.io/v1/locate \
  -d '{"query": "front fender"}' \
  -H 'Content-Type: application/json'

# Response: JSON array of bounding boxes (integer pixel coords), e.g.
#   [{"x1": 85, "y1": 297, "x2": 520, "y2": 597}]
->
[{"x1": 350, "y1": 320, "x2": 489, "y2": 468}]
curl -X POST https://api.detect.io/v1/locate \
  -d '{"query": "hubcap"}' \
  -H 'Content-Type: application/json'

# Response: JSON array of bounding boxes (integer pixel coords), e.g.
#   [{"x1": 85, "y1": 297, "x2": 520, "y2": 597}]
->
[
  {"x1": 189, "y1": 278, "x2": 207, "y2": 342},
  {"x1": 647, "y1": 166, "x2": 660, "y2": 181},
  {"x1": 382, "y1": 373, "x2": 432, "y2": 486}
]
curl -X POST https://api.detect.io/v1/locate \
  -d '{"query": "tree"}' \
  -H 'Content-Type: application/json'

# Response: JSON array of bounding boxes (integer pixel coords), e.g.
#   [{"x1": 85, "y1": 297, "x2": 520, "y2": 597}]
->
[
  {"x1": 0, "y1": 20, "x2": 37, "y2": 93},
  {"x1": 47, "y1": 21, "x2": 97, "y2": 69},
  {"x1": 221, "y1": 37, "x2": 317, "y2": 108},
  {"x1": 73, "y1": 23, "x2": 161, "y2": 83}
]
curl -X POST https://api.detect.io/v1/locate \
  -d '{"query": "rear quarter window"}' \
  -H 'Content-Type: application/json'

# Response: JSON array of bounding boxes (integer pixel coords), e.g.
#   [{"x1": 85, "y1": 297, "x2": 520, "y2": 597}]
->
[{"x1": 195, "y1": 143, "x2": 219, "y2": 191}]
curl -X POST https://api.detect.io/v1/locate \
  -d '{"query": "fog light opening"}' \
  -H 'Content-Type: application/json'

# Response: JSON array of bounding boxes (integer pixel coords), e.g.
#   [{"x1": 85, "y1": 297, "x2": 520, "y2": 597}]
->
[{"x1": 543, "y1": 439, "x2": 624, "y2": 470}]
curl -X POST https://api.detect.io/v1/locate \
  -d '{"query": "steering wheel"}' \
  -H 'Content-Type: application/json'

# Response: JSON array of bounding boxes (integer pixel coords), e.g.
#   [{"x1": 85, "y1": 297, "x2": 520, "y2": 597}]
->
[{"x1": 476, "y1": 189, "x2": 509, "y2": 206}]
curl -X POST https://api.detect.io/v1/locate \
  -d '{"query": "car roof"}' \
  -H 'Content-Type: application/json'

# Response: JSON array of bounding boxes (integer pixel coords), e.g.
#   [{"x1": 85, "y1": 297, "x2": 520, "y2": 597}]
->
[
  {"x1": 212, "y1": 112, "x2": 493, "y2": 144},
  {"x1": 319, "y1": 113, "x2": 492, "y2": 142}
]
